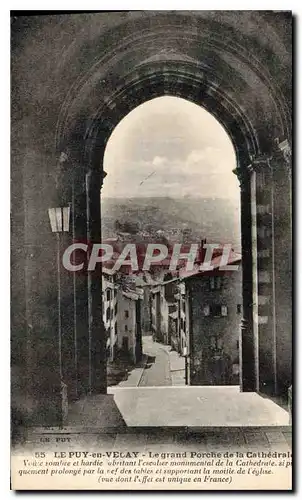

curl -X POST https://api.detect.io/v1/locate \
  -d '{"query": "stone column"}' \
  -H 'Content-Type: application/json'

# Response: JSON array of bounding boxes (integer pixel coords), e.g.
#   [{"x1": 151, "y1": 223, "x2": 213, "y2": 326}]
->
[
  {"x1": 71, "y1": 164, "x2": 90, "y2": 397},
  {"x1": 270, "y1": 140, "x2": 292, "y2": 396},
  {"x1": 86, "y1": 168, "x2": 107, "y2": 394},
  {"x1": 58, "y1": 153, "x2": 78, "y2": 404},
  {"x1": 234, "y1": 167, "x2": 256, "y2": 392},
  {"x1": 248, "y1": 156, "x2": 276, "y2": 395},
  {"x1": 62, "y1": 151, "x2": 108, "y2": 398}
]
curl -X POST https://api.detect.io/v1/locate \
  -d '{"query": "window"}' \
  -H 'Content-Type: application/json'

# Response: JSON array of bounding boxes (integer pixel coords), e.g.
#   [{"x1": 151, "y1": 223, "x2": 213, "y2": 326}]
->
[
  {"x1": 115, "y1": 323, "x2": 117, "y2": 336},
  {"x1": 106, "y1": 289, "x2": 111, "y2": 301},
  {"x1": 209, "y1": 305, "x2": 228, "y2": 317},
  {"x1": 114, "y1": 288, "x2": 117, "y2": 298},
  {"x1": 209, "y1": 276, "x2": 222, "y2": 290},
  {"x1": 115, "y1": 303, "x2": 118, "y2": 316},
  {"x1": 221, "y1": 305, "x2": 228, "y2": 317},
  {"x1": 182, "y1": 301, "x2": 186, "y2": 313},
  {"x1": 125, "y1": 325, "x2": 128, "y2": 332},
  {"x1": 210, "y1": 304, "x2": 222, "y2": 317},
  {"x1": 106, "y1": 307, "x2": 110, "y2": 321},
  {"x1": 211, "y1": 337, "x2": 223, "y2": 349},
  {"x1": 125, "y1": 310, "x2": 129, "y2": 319},
  {"x1": 122, "y1": 336, "x2": 129, "y2": 351},
  {"x1": 237, "y1": 304, "x2": 242, "y2": 314},
  {"x1": 204, "y1": 305, "x2": 210, "y2": 316}
]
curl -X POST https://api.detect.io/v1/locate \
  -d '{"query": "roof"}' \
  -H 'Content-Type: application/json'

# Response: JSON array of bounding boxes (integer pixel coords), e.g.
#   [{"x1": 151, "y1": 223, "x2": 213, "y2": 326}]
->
[
  {"x1": 122, "y1": 290, "x2": 143, "y2": 301},
  {"x1": 102, "y1": 250, "x2": 241, "y2": 282},
  {"x1": 102, "y1": 267, "x2": 116, "y2": 276},
  {"x1": 178, "y1": 251, "x2": 241, "y2": 280}
]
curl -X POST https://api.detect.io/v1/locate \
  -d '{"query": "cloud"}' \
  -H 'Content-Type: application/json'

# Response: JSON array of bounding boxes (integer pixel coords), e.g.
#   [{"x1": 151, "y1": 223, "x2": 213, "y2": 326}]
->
[
  {"x1": 186, "y1": 149, "x2": 207, "y2": 164},
  {"x1": 106, "y1": 148, "x2": 234, "y2": 182},
  {"x1": 152, "y1": 156, "x2": 167, "y2": 167},
  {"x1": 102, "y1": 96, "x2": 238, "y2": 199}
]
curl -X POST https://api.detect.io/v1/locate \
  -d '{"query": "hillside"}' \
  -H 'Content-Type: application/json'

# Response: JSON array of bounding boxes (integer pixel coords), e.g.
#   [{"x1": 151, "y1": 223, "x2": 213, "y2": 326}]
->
[{"x1": 101, "y1": 196, "x2": 241, "y2": 250}]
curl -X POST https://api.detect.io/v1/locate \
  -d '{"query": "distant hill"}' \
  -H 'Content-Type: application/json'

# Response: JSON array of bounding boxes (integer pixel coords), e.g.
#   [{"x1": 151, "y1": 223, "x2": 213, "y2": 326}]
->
[{"x1": 101, "y1": 196, "x2": 241, "y2": 250}]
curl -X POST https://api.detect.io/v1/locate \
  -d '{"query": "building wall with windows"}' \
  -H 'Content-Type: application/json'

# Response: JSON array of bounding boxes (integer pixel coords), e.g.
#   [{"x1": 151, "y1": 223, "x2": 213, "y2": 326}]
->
[
  {"x1": 116, "y1": 289, "x2": 142, "y2": 363},
  {"x1": 134, "y1": 274, "x2": 152, "y2": 335},
  {"x1": 141, "y1": 287, "x2": 152, "y2": 335},
  {"x1": 151, "y1": 282, "x2": 181, "y2": 348},
  {"x1": 184, "y1": 264, "x2": 242, "y2": 386},
  {"x1": 158, "y1": 285, "x2": 173, "y2": 345},
  {"x1": 151, "y1": 287, "x2": 161, "y2": 341},
  {"x1": 159, "y1": 287, "x2": 169, "y2": 344},
  {"x1": 177, "y1": 282, "x2": 188, "y2": 356}
]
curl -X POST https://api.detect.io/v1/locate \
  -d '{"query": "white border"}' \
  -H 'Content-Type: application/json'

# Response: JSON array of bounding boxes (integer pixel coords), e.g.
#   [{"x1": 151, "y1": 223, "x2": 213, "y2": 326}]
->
[
  {"x1": 4, "y1": 2, "x2": 300, "y2": 11},
  {"x1": 3, "y1": 5, "x2": 300, "y2": 499}
]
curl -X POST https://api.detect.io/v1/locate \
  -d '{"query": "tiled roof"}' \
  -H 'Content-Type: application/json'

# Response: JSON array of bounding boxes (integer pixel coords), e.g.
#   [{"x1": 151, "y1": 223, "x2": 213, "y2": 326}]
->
[{"x1": 178, "y1": 251, "x2": 241, "y2": 280}]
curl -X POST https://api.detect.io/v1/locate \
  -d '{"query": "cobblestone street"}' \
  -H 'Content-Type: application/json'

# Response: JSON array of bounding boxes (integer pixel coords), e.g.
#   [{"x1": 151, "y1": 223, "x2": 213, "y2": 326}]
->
[
  {"x1": 139, "y1": 336, "x2": 172, "y2": 387},
  {"x1": 110, "y1": 335, "x2": 185, "y2": 388},
  {"x1": 96, "y1": 335, "x2": 291, "y2": 427}
]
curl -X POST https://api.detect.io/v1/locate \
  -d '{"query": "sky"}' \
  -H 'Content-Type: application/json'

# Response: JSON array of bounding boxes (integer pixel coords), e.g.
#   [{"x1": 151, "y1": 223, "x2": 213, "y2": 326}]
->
[{"x1": 103, "y1": 96, "x2": 240, "y2": 205}]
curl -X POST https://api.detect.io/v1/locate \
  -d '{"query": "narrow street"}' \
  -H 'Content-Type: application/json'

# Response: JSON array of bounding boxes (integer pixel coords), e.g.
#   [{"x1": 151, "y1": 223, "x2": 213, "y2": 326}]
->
[
  {"x1": 138, "y1": 336, "x2": 172, "y2": 387},
  {"x1": 67, "y1": 341, "x2": 290, "y2": 428},
  {"x1": 107, "y1": 335, "x2": 185, "y2": 388}
]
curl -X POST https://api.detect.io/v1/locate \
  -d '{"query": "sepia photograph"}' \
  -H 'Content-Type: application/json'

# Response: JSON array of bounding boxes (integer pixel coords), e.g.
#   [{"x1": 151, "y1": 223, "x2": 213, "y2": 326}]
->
[{"x1": 10, "y1": 8, "x2": 292, "y2": 490}]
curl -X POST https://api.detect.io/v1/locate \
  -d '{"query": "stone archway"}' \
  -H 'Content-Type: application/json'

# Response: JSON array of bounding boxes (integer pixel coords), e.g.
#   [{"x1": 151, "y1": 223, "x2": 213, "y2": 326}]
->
[
  {"x1": 58, "y1": 49, "x2": 290, "y2": 398},
  {"x1": 11, "y1": 11, "x2": 292, "y2": 426}
]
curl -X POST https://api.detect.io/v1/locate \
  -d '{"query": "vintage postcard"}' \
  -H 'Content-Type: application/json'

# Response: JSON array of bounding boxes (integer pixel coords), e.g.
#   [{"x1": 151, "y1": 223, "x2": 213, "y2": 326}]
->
[{"x1": 11, "y1": 10, "x2": 292, "y2": 490}]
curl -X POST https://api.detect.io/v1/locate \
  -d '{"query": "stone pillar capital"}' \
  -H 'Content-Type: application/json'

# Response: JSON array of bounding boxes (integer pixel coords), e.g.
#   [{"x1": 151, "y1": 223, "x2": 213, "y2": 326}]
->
[
  {"x1": 248, "y1": 154, "x2": 271, "y2": 173},
  {"x1": 233, "y1": 153, "x2": 272, "y2": 189},
  {"x1": 268, "y1": 138, "x2": 292, "y2": 178},
  {"x1": 278, "y1": 139, "x2": 292, "y2": 175},
  {"x1": 278, "y1": 138, "x2": 291, "y2": 160}
]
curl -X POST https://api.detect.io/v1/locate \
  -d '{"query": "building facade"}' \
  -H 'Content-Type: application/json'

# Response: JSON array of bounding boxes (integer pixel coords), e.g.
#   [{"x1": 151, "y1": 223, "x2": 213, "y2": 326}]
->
[
  {"x1": 116, "y1": 288, "x2": 143, "y2": 364},
  {"x1": 182, "y1": 262, "x2": 242, "y2": 386},
  {"x1": 150, "y1": 273, "x2": 178, "y2": 345},
  {"x1": 151, "y1": 286, "x2": 161, "y2": 342},
  {"x1": 175, "y1": 281, "x2": 188, "y2": 356}
]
